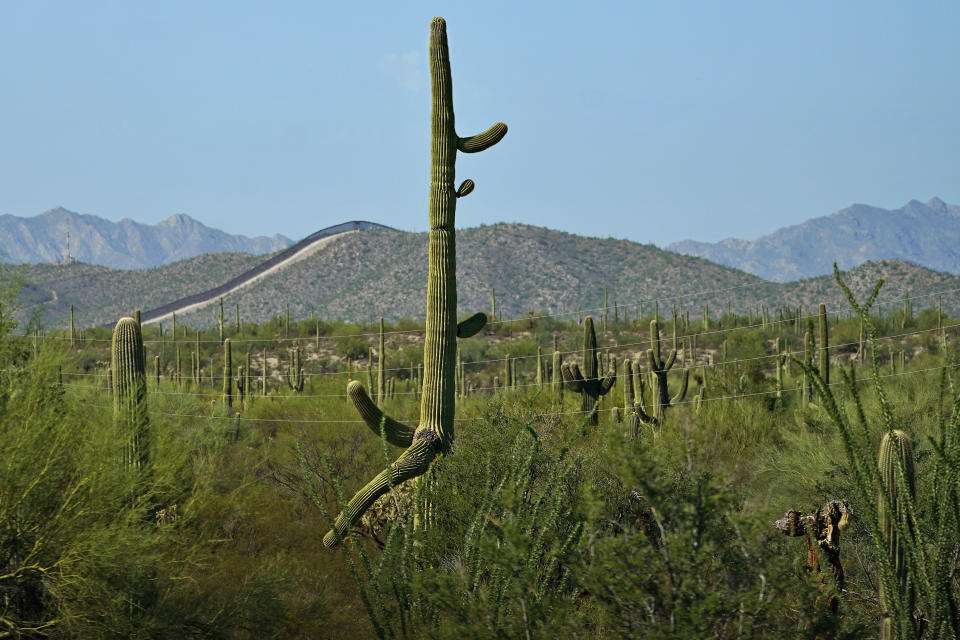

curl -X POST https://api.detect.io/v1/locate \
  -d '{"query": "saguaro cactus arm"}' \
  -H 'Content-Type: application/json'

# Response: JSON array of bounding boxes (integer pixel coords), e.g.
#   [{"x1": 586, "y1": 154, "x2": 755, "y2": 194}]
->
[
  {"x1": 456, "y1": 311, "x2": 487, "y2": 338},
  {"x1": 671, "y1": 368, "x2": 690, "y2": 405},
  {"x1": 561, "y1": 362, "x2": 586, "y2": 393},
  {"x1": 457, "y1": 123, "x2": 508, "y2": 153},
  {"x1": 322, "y1": 433, "x2": 439, "y2": 547},
  {"x1": 323, "y1": 17, "x2": 505, "y2": 548},
  {"x1": 347, "y1": 381, "x2": 416, "y2": 447}
]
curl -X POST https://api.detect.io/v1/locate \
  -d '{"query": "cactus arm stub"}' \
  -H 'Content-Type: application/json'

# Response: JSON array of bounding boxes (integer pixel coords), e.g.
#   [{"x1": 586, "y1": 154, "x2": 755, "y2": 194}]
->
[{"x1": 456, "y1": 311, "x2": 487, "y2": 338}]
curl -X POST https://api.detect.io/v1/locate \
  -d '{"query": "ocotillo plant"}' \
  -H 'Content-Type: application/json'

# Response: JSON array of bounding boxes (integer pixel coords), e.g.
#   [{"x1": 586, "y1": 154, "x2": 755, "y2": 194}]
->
[
  {"x1": 561, "y1": 316, "x2": 615, "y2": 425},
  {"x1": 878, "y1": 430, "x2": 915, "y2": 640},
  {"x1": 223, "y1": 338, "x2": 232, "y2": 409},
  {"x1": 322, "y1": 16, "x2": 505, "y2": 548},
  {"x1": 112, "y1": 317, "x2": 148, "y2": 470},
  {"x1": 69, "y1": 304, "x2": 75, "y2": 345}
]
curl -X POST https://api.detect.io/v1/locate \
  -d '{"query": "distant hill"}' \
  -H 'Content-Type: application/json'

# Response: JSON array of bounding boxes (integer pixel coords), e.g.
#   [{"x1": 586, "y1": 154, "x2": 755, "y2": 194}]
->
[
  {"x1": 5, "y1": 223, "x2": 957, "y2": 329},
  {"x1": 667, "y1": 198, "x2": 960, "y2": 282},
  {"x1": 0, "y1": 207, "x2": 293, "y2": 269}
]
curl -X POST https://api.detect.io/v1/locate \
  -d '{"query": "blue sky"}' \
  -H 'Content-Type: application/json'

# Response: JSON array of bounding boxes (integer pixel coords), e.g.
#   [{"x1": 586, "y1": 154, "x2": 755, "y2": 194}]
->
[{"x1": 1, "y1": 1, "x2": 957, "y2": 246}]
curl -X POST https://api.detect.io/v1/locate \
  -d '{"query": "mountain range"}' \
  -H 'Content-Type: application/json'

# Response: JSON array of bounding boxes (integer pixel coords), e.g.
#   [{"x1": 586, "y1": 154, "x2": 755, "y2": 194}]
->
[
  {"x1": 0, "y1": 207, "x2": 292, "y2": 269},
  {"x1": 667, "y1": 198, "x2": 960, "y2": 282},
  {"x1": 6, "y1": 224, "x2": 956, "y2": 329}
]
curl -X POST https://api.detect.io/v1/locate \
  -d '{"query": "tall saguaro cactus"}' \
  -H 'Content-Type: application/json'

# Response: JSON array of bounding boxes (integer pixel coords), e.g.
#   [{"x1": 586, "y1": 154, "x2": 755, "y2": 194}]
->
[
  {"x1": 323, "y1": 17, "x2": 506, "y2": 548},
  {"x1": 112, "y1": 317, "x2": 148, "y2": 469},
  {"x1": 561, "y1": 316, "x2": 616, "y2": 425}
]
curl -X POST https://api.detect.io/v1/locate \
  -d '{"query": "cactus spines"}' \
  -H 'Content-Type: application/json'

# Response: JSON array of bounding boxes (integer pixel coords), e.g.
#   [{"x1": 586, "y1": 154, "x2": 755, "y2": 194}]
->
[
  {"x1": 323, "y1": 17, "x2": 504, "y2": 548},
  {"x1": 818, "y1": 302, "x2": 829, "y2": 385},
  {"x1": 111, "y1": 317, "x2": 148, "y2": 469},
  {"x1": 878, "y1": 430, "x2": 916, "y2": 640},
  {"x1": 223, "y1": 338, "x2": 232, "y2": 409},
  {"x1": 560, "y1": 316, "x2": 616, "y2": 425}
]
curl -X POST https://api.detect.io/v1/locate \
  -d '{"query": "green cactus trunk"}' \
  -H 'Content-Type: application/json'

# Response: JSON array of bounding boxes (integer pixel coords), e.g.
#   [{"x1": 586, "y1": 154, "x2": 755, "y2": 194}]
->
[
  {"x1": 536, "y1": 345, "x2": 543, "y2": 389},
  {"x1": 262, "y1": 348, "x2": 268, "y2": 397},
  {"x1": 323, "y1": 17, "x2": 505, "y2": 548},
  {"x1": 377, "y1": 317, "x2": 385, "y2": 405},
  {"x1": 552, "y1": 347, "x2": 563, "y2": 407},
  {"x1": 111, "y1": 317, "x2": 148, "y2": 470},
  {"x1": 223, "y1": 338, "x2": 232, "y2": 409},
  {"x1": 878, "y1": 430, "x2": 916, "y2": 640},
  {"x1": 818, "y1": 302, "x2": 829, "y2": 385}
]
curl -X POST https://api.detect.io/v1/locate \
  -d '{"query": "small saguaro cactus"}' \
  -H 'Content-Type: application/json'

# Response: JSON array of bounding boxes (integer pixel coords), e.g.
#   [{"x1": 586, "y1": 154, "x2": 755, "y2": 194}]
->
[
  {"x1": 69, "y1": 304, "x2": 76, "y2": 345},
  {"x1": 112, "y1": 317, "x2": 148, "y2": 470},
  {"x1": 552, "y1": 342, "x2": 563, "y2": 407},
  {"x1": 322, "y1": 16, "x2": 506, "y2": 548},
  {"x1": 261, "y1": 348, "x2": 268, "y2": 396},
  {"x1": 236, "y1": 365, "x2": 247, "y2": 410},
  {"x1": 878, "y1": 430, "x2": 916, "y2": 640},
  {"x1": 223, "y1": 338, "x2": 232, "y2": 409},
  {"x1": 646, "y1": 317, "x2": 688, "y2": 422},
  {"x1": 376, "y1": 317, "x2": 386, "y2": 405},
  {"x1": 818, "y1": 302, "x2": 830, "y2": 385},
  {"x1": 775, "y1": 337, "x2": 786, "y2": 406},
  {"x1": 287, "y1": 343, "x2": 305, "y2": 392},
  {"x1": 561, "y1": 316, "x2": 616, "y2": 425}
]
